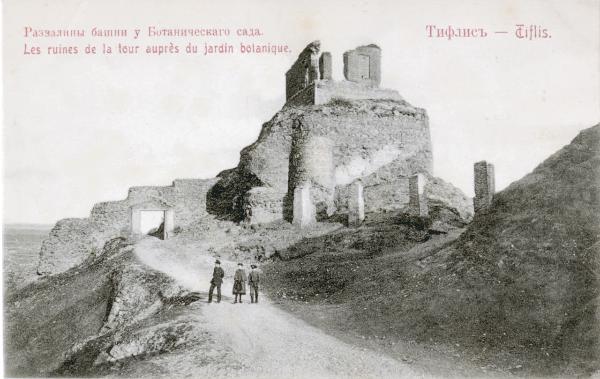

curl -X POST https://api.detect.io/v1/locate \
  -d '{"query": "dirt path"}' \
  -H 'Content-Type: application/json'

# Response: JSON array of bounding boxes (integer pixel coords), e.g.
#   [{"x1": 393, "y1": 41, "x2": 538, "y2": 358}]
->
[{"x1": 134, "y1": 238, "x2": 424, "y2": 378}]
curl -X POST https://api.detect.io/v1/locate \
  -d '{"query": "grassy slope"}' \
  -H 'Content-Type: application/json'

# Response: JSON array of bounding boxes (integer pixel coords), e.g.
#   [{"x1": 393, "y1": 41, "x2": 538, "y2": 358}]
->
[
  {"x1": 445, "y1": 124, "x2": 599, "y2": 372},
  {"x1": 263, "y1": 125, "x2": 600, "y2": 376}
]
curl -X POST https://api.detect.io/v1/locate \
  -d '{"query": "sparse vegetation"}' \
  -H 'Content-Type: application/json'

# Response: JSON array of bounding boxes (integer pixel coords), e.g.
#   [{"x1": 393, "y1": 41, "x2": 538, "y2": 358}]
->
[
  {"x1": 263, "y1": 125, "x2": 600, "y2": 377},
  {"x1": 326, "y1": 97, "x2": 353, "y2": 108}
]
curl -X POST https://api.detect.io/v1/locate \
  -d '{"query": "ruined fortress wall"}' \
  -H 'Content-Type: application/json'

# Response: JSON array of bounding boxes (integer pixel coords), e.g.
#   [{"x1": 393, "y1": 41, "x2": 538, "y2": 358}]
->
[
  {"x1": 285, "y1": 84, "x2": 316, "y2": 107},
  {"x1": 287, "y1": 80, "x2": 404, "y2": 107},
  {"x1": 214, "y1": 99, "x2": 434, "y2": 222},
  {"x1": 322, "y1": 106, "x2": 433, "y2": 185},
  {"x1": 336, "y1": 177, "x2": 411, "y2": 214},
  {"x1": 243, "y1": 187, "x2": 284, "y2": 224},
  {"x1": 246, "y1": 100, "x2": 432, "y2": 192},
  {"x1": 285, "y1": 41, "x2": 320, "y2": 101},
  {"x1": 37, "y1": 218, "x2": 99, "y2": 276},
  {"x1": 172, "y1": 179, "x2": 218, "y2": 227},
  {"x1": 336, "y1": 172, "x2": 473, "y2": 222},
  {"x1": 210, "y1": 42, "x2": 436, "y2": 222},
  {"x1": 38, "y1": 178, "x2": 217, "y2": 275},
  {"x1": 287, "y1": 122, "x2": 336, "y2": 219}
]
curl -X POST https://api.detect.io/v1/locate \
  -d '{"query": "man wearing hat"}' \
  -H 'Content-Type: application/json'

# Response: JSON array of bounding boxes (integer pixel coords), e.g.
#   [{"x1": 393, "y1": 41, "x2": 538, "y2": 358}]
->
[
  {"x1": 232, "y1": 263, "x2": 247, "y2": 303},
  {"x1": 208, "y1": 259, "x2": 225, "y2": 303},
  {"x1": 249, "y1": 264, "x2": 260, "y2": 303}
]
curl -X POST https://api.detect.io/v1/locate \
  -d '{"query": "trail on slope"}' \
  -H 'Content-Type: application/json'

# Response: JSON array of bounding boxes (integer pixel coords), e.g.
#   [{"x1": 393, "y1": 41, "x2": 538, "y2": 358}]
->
[{"x1": 134, "y1": 237, "x2": 423, "y2": 379}]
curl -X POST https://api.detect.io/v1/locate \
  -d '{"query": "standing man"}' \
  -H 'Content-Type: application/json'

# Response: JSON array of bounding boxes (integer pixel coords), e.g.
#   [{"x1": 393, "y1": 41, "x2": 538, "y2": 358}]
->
[
  {"x1": 232, "y1": 263, "x2": 247, "y2": 304},
  {"x1": 249, "y1": 264, "x2": 260, "y2": 304},
  {"x1": 208, "y1": 259, "x2": 225, "y2": 303}
]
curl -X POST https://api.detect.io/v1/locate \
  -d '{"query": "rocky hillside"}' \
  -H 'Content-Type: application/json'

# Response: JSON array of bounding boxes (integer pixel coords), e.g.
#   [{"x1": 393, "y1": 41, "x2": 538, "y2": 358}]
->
[
  {"x1": 263, "y1": 124, "x2": 600, "y2": 376},
  {"x1": 5, "y1": 238, "x2": 203, "y2": 377}
]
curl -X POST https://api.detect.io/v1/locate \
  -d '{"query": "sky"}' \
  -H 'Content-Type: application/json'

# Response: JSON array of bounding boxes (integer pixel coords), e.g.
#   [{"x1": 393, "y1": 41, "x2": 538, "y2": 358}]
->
[{"x1": 3, "y1": 0, "x2": 599, "y2": 224}]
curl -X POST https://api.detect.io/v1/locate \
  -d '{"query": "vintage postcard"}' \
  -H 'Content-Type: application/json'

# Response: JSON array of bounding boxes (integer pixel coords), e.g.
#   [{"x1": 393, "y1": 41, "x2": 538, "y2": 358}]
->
[{"x1": 3, "y1": 0, "x2": 599, "y2": 377}]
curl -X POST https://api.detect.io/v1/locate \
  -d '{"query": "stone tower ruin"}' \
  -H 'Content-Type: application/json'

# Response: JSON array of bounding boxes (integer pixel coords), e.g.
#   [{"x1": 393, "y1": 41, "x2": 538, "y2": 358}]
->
[
  {"x1": 205, "y1": 40, "x2": 473, "y2": 228},
  {"x1": 284, "y1": 40, "x2": 403, "y2": 106}
]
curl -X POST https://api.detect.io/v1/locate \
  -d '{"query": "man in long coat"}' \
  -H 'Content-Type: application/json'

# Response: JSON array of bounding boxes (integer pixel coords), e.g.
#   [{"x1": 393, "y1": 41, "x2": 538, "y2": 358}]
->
[
  {"x1": 208, "y1": 259, "x2": 225, "y2": 303},
  {"x1": 232, "y1": 263, "x2": 247, "y2": 303},
  {"x1": 249, "y1": 264, "x2": 260, "y2": 303}
]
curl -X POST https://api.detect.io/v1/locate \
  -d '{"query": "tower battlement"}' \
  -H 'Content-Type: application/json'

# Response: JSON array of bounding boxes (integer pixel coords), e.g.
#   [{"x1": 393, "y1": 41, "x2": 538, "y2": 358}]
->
[{"x1": 285, "y1": 41, "x2": 401, "y2": 106}]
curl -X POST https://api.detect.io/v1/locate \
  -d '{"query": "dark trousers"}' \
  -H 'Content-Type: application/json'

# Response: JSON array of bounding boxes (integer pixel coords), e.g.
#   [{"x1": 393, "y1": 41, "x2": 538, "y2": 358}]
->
[
  {"x1": 250, "y1": 284, "x2": 259, "y2": 303},
  {"x1": 208, "y1": 283, "x2": 221, "y2": 303}
]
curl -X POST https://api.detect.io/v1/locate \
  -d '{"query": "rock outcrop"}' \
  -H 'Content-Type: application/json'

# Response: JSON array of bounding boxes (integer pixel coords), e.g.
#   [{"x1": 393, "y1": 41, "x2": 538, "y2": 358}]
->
[{"x1": 6, "y1": 237, "x2": 203, "y2": 377}]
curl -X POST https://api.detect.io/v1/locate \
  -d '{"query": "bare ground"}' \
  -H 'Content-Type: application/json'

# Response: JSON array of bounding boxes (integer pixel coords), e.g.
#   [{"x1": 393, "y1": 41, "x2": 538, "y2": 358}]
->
[{"x1": 133, "y1": 237, "x2": 424, "y2": 378}]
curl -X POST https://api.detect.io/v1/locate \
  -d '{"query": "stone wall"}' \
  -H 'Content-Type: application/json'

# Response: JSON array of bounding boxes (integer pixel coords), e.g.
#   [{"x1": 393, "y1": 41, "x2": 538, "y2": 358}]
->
[
  {"x1": 38, "y1": 178, "x2": 217, "y2": 275},
  {"x1": 313, "y1": 80, "x2": 403, "y2": 105},
  {"x1": 211, "y1": 97, "x2": 433, "y2": 222},
  {"x1": 285, "y1": 41, "x2": 321, "y2": 101},
  {"x1": 285, "y1": 84, "x2": 317, "y2": 107},
  {"x1": 335, "y1": 173, "x2": 473, "y2": 225},
  {"x1": 243, "y1": 187, "x2": 284, "y2": 224},
  {"x1": 285, "y1": 41, "x2": 399, "y2": 107},
  {"x1": 286, "y1": 77, "x2": 404, "y2": 107}
]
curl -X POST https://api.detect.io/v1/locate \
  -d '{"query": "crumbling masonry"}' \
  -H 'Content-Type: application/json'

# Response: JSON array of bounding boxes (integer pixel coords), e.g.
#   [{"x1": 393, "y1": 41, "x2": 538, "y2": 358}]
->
[{"x1": 285, "y1": 41, "x2": 402, "y2": 106}]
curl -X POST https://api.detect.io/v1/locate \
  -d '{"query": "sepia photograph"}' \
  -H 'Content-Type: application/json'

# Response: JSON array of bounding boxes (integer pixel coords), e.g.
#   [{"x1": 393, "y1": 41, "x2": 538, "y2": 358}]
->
[{"x1": 3, "y1": 0, "x2": 600, "y2": 377}]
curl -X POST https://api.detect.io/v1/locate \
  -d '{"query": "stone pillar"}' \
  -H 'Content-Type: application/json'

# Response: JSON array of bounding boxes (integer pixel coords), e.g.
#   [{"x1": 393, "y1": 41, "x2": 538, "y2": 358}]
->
[
  {"x1": 408, "y1": 173, "x2": 428, "y2": 217},
  {"x1": 130, "y1": 208, "x2": 141, "y2": 235},
  {"x1": 319, "y1": 52, "x2": 332, "y2": 80},
  {"x1": 473, "y1": 161, "x2": 495, "y2": 213},
  {"x1": 163, "y1": 209, "x2": 175, "y2": 239},
  {"x1": 293, "y1": 183, "x2": 316, "y2": 228},
  {"x1": 347, "y1": 180, "x2": 365, "y2": 227}
]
